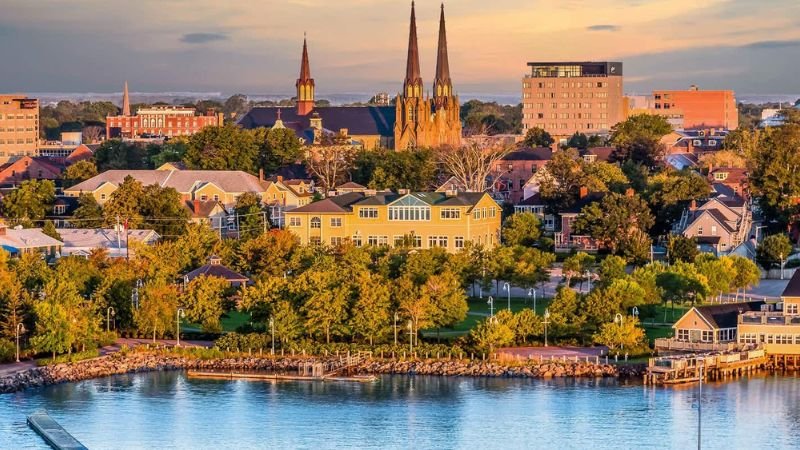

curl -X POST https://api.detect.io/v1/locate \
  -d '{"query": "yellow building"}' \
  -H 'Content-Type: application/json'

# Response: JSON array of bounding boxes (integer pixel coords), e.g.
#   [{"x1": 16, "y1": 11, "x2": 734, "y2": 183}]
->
[
  {"x1": 0, "y1": 94, "x2": 39, "y2": 164},
  {"x1": 737, "y1": 271, "x2": 800, "y2": 356},
  {"x1": 285, "y1": 190, "x2": 501, "y2": 252},
  {"x1": 263, "y1": 176, "x2": 314, "y2": 227}
]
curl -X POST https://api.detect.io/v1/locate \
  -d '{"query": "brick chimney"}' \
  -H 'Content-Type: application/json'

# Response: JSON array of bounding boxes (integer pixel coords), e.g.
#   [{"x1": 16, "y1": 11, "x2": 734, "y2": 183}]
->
[
  {"x1": 193, "y1": 199, "x2": 200, "y2": 214},
  {"x1": 579, "y1": 186, "x2": 588, "y2": 199},
  {"x1": 277, "y1": 175, "x2": 284, "y2": 183},
  {"x1": 690, "y1": 199, "x2": 697, "y2": 211},
  {"x1": 259, "y1": 168, "x2": 265, "y2": 182}
]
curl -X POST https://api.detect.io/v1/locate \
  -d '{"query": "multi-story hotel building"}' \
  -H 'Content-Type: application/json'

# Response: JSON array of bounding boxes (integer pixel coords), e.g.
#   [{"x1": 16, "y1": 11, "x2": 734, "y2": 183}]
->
[
  {"x1": 0, "y1": 95, "x2": 39, "y2": 164},
  {"x1": 521, "y1": 62, "x2": 624, "y2": 139},
  {"x1": 284, "y1": 190, "x2": 502, "y2": 253},
  {"x1": 650, "y1": 86, "x2": 738, "y2": 130},
  {"x1": 106, "y1": 82, "x2": 223, "y2": 139}
]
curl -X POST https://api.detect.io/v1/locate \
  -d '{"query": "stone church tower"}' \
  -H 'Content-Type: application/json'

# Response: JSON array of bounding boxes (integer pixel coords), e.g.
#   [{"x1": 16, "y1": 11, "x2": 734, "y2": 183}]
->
[{"x1": 394, "y1": 3, "x2": 461, "y2": 150}]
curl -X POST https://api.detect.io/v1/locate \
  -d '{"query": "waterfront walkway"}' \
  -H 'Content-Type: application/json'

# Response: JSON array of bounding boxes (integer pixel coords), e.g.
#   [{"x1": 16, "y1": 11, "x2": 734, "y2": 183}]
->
[{"x1": 0, "y1": 338, "x2": 212, "y2": 378}]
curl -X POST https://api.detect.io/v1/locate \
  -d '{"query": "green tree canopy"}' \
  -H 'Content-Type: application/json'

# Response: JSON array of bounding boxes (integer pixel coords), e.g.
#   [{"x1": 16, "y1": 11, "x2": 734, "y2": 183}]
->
[
  {"x1": 522, "y1": 127, "x2": 554, "y2": 148},
  {"x1": 2, "y1": 179, "x2": 55, "y2": 222},
  {"x1": 95, "y1": 139, "x2": 148, "y2": 171},
  {"x1": 502, "y1": 212, "x2": 541, "y2": 247},
  {"x1": 573, "y1": 192, "x2": 654, "y2": 257},
  {"x1": 756, "y1": 234, "x2": 792, "y2": 269},
  {"x1": 63, "y1": 160, "x2": 98, "y2": 187},
  {"x1": 183, "y1": 123, "x2": 259, "y2": 172},
  {"x1": 181, "y1": 275, "x2": 229, "y2": 333}
]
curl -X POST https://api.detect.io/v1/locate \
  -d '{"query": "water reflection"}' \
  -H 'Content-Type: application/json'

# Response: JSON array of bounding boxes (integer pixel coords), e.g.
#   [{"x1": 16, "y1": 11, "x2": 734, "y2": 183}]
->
[{"x1": 1, "y1": 371, "x2": 800, "y2": 449}]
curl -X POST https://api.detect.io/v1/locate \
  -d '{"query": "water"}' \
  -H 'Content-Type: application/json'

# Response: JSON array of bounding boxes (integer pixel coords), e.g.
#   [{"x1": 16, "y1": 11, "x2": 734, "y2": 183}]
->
[{"x1": 1, "y1": 372, "x2": 799, "y2": 449}]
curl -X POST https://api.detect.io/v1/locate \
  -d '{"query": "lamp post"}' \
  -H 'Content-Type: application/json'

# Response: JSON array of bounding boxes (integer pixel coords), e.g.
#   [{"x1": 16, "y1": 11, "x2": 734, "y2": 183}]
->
[
  {"x1": 479, "y1": 267, "x2": 486, "y2": 299},
  {"x1": 543, "y1": 309, "x2": 550, "y2": 347},
  {"x1": 528, "y1": 288, "x2": 537, "y2": 314},
  {"x1": 503, "y1": 282, "x2": 511, "y2": 310},
  {"x1": 106, "y1": 307, "x2": 115, "y2": 332},
  {"x1": 780, "y1": 253, "x2": 786, "y2": 280},
  {"x1": 586, "y1": 270, "x2": 592, "y2": 292},
  {"x1": 269, "y1": 317, "x2": 275, "y2": 355},
  {"x1": 632, "y1": 306, "x2": 639, "y2": 321},
  {"x1": 487, "y1": 296, "x2": 494, "y2": 318},
  {"x1": 15, "y1": 323, "x2": 25, "y2": 363},
  {"x1": 407, "y1": 320, "x2": 414, "y2": 355},
  {"x1": 393, "y1": 312, "x2": 399, "y2": 345},
  {"x1": 176, "y1": 308, "x2": 185, "y2": 347},
  {"x1": 614, "y1": 313, "x2": 624, "y2": 353}
]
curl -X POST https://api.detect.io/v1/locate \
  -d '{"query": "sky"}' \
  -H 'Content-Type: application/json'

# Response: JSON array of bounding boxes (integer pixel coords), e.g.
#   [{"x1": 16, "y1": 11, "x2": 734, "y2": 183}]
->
[{"x1": 1, "y1": 0, "x2": 799, "y2": 97}]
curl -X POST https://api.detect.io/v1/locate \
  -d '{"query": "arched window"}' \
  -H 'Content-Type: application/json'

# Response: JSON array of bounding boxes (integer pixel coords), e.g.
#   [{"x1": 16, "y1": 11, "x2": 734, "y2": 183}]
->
[{"x1": 310, "y1": 217, "x2": 321, "y2": 229}]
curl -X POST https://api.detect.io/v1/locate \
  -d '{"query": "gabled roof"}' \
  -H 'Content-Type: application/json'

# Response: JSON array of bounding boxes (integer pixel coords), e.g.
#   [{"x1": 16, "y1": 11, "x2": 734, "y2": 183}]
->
[
  {"x1": 290, "y1": 192, "x2": 364, "y2": 213},
  {"x1": 67, "y1": 170, "x2": 268, "y2": 196},
  {"x1": 337, "y1": 181, "x2": 366, "y2": 190},
  {"x1": 501, "y1": 147, "x2": 553, "y2": 161},
  {"x1": 185, "y1": 264, "x2": 250, "y2": 283},
  {"x1": 689, "y1": 301, "x2": 765, "y2": 329},
  {"x1": 0, "y1": 227, "x2": 63, "y2": 250},
  {"x1": 709, "y1": 167, "x2": 748, "y2": 184},
  {"x1": 516, "y1": 192, "x2": 544, "y2": 206},
  {"x1": 184, "y1": 200, "x2": 227, "y2": 218},
  {"x1": 57, "y1": 228, "x2": 160, "y2": 248},
  {"x1": 435, "y1": 176, "x2": 468, "y2": 192},
  {"x1": 66, "y1": 144, "x2": 94, "y2": 164},
  {"x1": 783, "y1": 270, "x2": 800, "y2": 297},
  {"x1": 289, "y1": 191, "x2": 493, "y2": 213},
  {"x1": 580, "y1": 147, "x2": 614, "y2": 162},
  {"x1": 238, "y1": 106, "x2": 396, "y2": 137}
]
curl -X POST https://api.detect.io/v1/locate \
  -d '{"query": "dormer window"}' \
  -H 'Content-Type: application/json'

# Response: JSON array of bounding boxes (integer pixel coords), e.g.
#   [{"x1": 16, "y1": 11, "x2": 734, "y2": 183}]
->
[{"x1": 714, "y1": 172, "x2": 727, "y2": 181}]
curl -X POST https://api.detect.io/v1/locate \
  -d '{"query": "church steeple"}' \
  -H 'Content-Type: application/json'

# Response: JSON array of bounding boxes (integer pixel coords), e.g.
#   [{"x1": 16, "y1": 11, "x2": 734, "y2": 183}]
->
[
  {"x1": 403, "y1": 1, "x2": 423, "y2": 98},
  {"x1": 296, "y1": 34, "x2": 315, "y2": 116},
  {"x1": 122, "y1": 81, "x2": 131, "y2": 116},
  {"x1": 434, "y1": 4, "x2": 453, "y2": 105}
]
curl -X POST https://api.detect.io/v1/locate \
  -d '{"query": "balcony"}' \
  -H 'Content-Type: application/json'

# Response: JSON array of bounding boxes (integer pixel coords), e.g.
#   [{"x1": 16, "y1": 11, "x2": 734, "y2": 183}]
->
[
  {"x1": 654, "y1": 338, "x2": 739, "y2": 353},
  {"x1": 739, "y1": 312, "x2": 800, "y2": 326},
  {"x1": 554, "y1": 233, "x2": 599, "y2": 253}
]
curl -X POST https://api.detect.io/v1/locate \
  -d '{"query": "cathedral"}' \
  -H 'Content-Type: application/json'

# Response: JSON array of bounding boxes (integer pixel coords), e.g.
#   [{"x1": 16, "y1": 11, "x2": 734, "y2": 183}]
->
[{"x1": 238, "y1": 2, "x2": 461, "y2": 151}]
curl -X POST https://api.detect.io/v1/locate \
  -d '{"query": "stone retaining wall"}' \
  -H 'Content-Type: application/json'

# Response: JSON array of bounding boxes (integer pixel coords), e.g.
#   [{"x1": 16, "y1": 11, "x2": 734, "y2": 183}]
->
[{"x1": 0, "y1": 351, "x2": 646, "y2": 394}]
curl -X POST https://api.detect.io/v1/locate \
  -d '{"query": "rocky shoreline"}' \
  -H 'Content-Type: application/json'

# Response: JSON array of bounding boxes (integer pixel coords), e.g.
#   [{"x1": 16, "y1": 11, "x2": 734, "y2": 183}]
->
[{"x1": 0, "y1": 351, "x2": 646, "y2": 394}]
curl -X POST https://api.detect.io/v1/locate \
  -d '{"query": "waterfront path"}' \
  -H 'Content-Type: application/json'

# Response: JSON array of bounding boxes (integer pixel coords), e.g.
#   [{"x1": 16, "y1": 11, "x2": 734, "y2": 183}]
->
[{"x1": 0, "y1": 338, "x2": 212, "y2": 378}]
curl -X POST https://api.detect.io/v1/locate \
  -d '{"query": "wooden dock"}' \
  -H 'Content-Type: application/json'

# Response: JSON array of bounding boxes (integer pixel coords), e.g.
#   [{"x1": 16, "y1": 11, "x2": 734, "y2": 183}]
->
[
  {"x1": 27, "y1": 410, "x2": 88, "y2": 450},
  {"x1": 187, "y1": 370, "x2": 378, "y2": 383},
  {"x1": 645, "y1": 349, "x2": 767, "y2": 385}
]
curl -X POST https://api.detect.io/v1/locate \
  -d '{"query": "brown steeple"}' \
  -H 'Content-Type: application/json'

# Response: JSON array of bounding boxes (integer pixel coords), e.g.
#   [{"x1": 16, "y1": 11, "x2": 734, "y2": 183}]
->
[
  {"x1": 403, "y1": 1, "x2": 423, "y2": 98},
  {"x1": 434, "y1": 3, "x2": 453, "y2": 104},
  {"x1": 122, "y1": 81, "x2": 131, "y2": 116},
  {"x1": 296, "y1": 34, "x2": 315, "y2": 116}
]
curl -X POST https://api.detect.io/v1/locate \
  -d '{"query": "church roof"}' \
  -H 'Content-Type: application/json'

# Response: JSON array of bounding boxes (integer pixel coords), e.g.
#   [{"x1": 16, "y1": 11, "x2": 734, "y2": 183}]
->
[{"x1": 238, "y1": 106, "x2": 396, "y2": 137}]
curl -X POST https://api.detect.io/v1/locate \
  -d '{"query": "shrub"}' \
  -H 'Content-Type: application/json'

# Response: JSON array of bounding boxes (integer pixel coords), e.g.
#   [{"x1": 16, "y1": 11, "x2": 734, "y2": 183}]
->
[{"x1": 0, "y1": 339, "x2": 16, "y2": 363}]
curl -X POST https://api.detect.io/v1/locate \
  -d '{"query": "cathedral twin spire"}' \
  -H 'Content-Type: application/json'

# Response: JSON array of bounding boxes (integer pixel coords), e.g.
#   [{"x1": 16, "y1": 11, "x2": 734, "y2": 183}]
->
[{"x1": 404, "y1": 2, "x2": 453, "y2": 102}]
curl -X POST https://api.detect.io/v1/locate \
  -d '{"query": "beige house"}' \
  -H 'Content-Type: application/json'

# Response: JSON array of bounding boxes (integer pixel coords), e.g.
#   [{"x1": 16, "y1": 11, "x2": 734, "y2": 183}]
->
[
  {"x1": 656, "y1": 301, "x2": 764, "y2": 353},
  {"x1": 64, "y1": 170, "x2": 270, "y2": 208},
  {"x1": 184, "y1": 199, "x2": 233, "y2": 235},
  {"x1": 285, "y1": 190, "x2": 502, "y2": 252},
  {"x1": 674, "y1": 197, "x2": 751, "y2": 255},
  {"x1": 738, "y1": 271, "x2": 800, "y2": 357},
  {"x1": 263, "y1": 176, "x2": 314, "y2": 227}
]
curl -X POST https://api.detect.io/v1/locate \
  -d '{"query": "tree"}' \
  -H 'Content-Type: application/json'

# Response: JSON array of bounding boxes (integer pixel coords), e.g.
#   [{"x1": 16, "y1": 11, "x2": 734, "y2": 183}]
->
[
  {"x1": 271, "y1": 300, "x2": 303, "y2": 345},
  {"x1": 71, "y1": 194, "x2": 103, "y2": 228},
  {"x1": 645, "y1": 169, "x2": 711, "y2": 235},
  {"x1": 566, "y1": 132, "x2": 588, "y2": 150},
  {"x1": 563, "y1": 252, "x2": 595, "y2": 288},
  {"x1": 30, "y1": 277, "x2": 97, "y2": 359},
  {"x1": 573, "y1": 192, "x2": 654, "y2": 256},
  {"x1": 609, "y1": 114, "x2": 672, "y2": 167},
  {"x1": 2, "y1": 179, "x2": 55, "y2": 222},
  {"x1": 502, "y1": 213, "x2": 541, "y2": 247},
  {"x1": 236, "y1": 230, "x2": 298, "y2": 277},
  {"x1": 63, "y1": 160, "x2": 98, "y2": 187},
  {"x1": 730, "y1": 255, "x2": 760, "y2": 299},
  {"x1": 139, "y1": 184, "x2": 190, "y2": 238},
  {"x1": 611, "y1": 135, "x2": 666, "y2": 167},
  {"x1": 667, "y1": 235, "x2": 699, "y2": 264},
  {"x1": 181, "y1": 275, "x2": 229, "y2": 333},
  {"x1": 582, "y1": 161, "x2": 629, "y2": 193},
  {"x1": 305, "y1": 144, "x2": 357, "y2": 191},
  {"x1": 424, "y1": 271, "x2": 468, "y2": 338},
  {"x1": 698, "y1": 150, "x2": 747, "y2": 169},
  {"x1": 183, "y1": 124, "x2": 260, "y2": 172},
  {"x1": 470, "y1": 311, "x2": 515, "y2": 354},
  {"x1": 258, "y1": 127, "x2": 303, "y2": 174},
  {"x1": 234, "y1": 192, "x2": 267, "y2": 241},
  {"x1": 748, "y1": 124, "x2": 800, "y2": 226},
  {"x1": 592, "y1": 316, "x2": 648, "y2": 355},
  {"x1": 41, "y1": 221, "x2": 62, "y2": 241},
  {"x1": 149, "y1": 140, "x2": 188, "y2": 168},
  {"x1": 547, "y1": 286, "x2": 584, "y2": 337},
  {"x1": 394, "y1": 276, "x2": 432, "y2": 342},
  {"x1": 302, "y1": 284, "x2": 350, "y2": 343},
  {"x1": 538, "y1": 148, "x2": 584, "y2": 212},
  {"x1": 597, "y1": 255, "x2": 627, "y2": 288},
  {"x1": 102, "y1": 176, "x2": 145, "y2": 228},
  {"x1": 511, "y1": 247, "x2": 555, "y2": 291},
  {"x1": 437, "y1": 143, "x2": 513, "y2": 192},
  {"x1": 135, "y1": 281, "x2": 179, "y2": 342},
  {"x1": 513, "y1": 308, "x2": 542, "y2": 344},
  {"x1": 94, "y1": 139, "x2": 148, "y2": 171},
  {"x1": 351, "y1": 149, "x2": 438, "y2": 191},
  {"x1": 349, "y1": 273, "x2": 392, "y2": 345},
  {"x1": 757, "y1": 234, "x2": 792, "y2": 269},
  {"x1": 239, "y1": 277, "x2": 287, "y2": 323},
  {"x1": 694, "y1": 254, "x2": 735, "y2": 301},
  {"x1": 522, "y1": 127, "x2": 554, "y2": 148}
]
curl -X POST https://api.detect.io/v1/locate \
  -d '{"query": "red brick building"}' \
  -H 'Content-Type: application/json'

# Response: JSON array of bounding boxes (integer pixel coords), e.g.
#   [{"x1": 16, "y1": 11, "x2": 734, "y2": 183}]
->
[
  {"x1": 490, "y1": 147, "x2": 552, "y2": 204},
  {"x1": 106, "y1": 82, "x2": 223, "y2": 139},
  {"x1": 0, "y1": 156, "x2": 62, "y2": 186}
]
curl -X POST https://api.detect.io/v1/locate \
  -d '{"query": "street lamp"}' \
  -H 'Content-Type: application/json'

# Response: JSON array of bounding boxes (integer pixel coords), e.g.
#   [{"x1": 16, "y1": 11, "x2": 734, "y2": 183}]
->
[
  {"x1": 614, "y1": 313, "x2": 624, "y2": 353},
  {"x1": 503, "y1": 282, "x2": 511, "y2": 310},
  {"x1": 393, "y1": 312, "x2": 399, "y2": 345},
  {"x1": 632, "y1": 306, "x2": 639, "y2": 321},
  {"x1": 780, "y1": 253, "x2": 786, "y2": 280},
  {"x1": 479, "y1": 267, "x2": 486, "y2": 299},
  {"x1": 176, "y1": 308, "x2": 185, "y2": 347},
  {"x1": 487, "y1": 296, "x2": 495, "y2": 317},
  {"x1": 15, "y1": 323, "x2": 25, "y2": 363},
  {"x1": 543, "y1": 309, "x2": 550, "y2": 347},
  {"x1": 269, "y1": 317, "x2": 275, "y2": 355},
  {"x1": 407, "y1": 320, "x2": 414, "y2": 354},
  {"x1": 106, "y1": 307, "x2": 115, "y2": 332},
  {"x1": 528, "y1": 288, "x2": 537, "y2": 314},
  {"x1": 586, "y1": 270, "x2": 592, "y2": 292}
]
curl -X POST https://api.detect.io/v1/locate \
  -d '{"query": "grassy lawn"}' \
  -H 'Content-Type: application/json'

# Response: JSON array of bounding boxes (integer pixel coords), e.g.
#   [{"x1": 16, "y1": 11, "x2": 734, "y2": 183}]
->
[
  {"x1": 643, "y1": 325, "x2": 674, "y2": 344},
  {"x1": 421, "y1": 297, "x2": 552, "y2": 339},
  {"x1": 181, "y1": 311, "x2": 253, "y2": 334},
  {"x1": 639, "y1": 303, "x2": 691, "y2": 325}
]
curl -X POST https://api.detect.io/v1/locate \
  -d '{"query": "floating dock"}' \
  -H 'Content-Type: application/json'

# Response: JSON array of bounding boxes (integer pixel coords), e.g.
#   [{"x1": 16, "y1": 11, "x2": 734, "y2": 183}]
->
[
  {"x1": 645, "y1": 348, "x2": 767, "y2": 385},
  {"x1": 187, "y1": 370, "x2": 378, "y2": 383},
  {"x1": 27, "y1": 410, "x2": 88, "y2": 450}
]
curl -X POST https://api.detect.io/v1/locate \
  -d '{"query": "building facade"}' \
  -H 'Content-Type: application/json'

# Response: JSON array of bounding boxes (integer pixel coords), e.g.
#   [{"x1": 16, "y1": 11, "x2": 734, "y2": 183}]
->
[
  {"x1": 651, "y1": 86, "x2": 737, "y2": 130},
  {"x1": 0, "y1": 95, "x2": 39, "y2": 164},
  {"x1": 106, "y1": 82, "x2": 223, "y2": 139},
  {"x1": 521, "y1": 62, "x2": 624, "y2": 138},
  {"x1": 285, "y1": 191, "x2": 501, "y2": 253}
]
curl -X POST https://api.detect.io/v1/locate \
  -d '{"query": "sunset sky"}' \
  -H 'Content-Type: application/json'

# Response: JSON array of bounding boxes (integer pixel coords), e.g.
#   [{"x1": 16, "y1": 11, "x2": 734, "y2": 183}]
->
[{"x1": 2, "y1": 0, "x2": 799, "y2": 96}]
